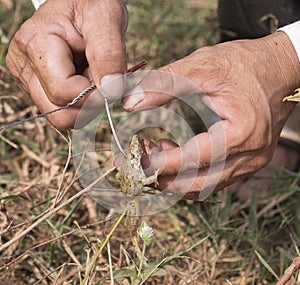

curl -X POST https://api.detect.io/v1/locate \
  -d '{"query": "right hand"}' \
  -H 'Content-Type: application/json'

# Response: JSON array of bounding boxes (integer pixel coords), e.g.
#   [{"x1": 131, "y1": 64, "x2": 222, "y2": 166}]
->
[
  {"x1": 6, "y1": 0, "x2": 128, "y2": 129},
  {"x1": 123, "y1": 32, "x2": 300, "y2": 199}
]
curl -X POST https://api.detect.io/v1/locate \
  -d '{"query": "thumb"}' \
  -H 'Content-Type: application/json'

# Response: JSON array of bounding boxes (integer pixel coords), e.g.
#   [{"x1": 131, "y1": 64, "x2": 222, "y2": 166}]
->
[
  {"x1": 123, "y1": 59, "x2": 199, "y2": 111},
  {"x1": 81, "y1": 0, "x2": 128, "y2": 99},
  {"x1": 142, "y1": 132, "x2": 210, "y2": 176}
]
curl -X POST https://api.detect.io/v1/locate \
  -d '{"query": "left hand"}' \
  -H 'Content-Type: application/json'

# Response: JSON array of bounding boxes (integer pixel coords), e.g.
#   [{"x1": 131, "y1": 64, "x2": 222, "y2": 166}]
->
[
  {"x1": 122, "y1": 32, "x2": 300, "y2": 200},
  {"x1": 6, "y1": 0, "x2": 128, "y2": 129}
]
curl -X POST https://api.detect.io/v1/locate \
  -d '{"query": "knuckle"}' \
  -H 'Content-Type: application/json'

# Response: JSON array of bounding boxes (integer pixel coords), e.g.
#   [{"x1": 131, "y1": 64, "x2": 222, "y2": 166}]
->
[
  {"x1": 229, "y1": 117, "x2": 273, "y2": 155},
  {"x1": 6, "y1": 43, "x2": 21, "y2": 78},
  {"x1": 91, "y1": 38, "x2": 125, "y2": 59},
  {"x1": 253, "y1": 136, "x2": 269, "y2": 151},
  {"x1": 5, "y1": 54, "x2": 16, "y2": 76},
  {"x1": 13, "y1": 20, "x2": 34, "y2": 50},
  {"x1": 257, "y1": 152, "x2": 273, "y2": 168},
  {"x1": 86, "y1": 37, "x2": 126, "y2": 73},
  {"x1": 5, "y1": 54, "x2": 24, "y2": 86}
]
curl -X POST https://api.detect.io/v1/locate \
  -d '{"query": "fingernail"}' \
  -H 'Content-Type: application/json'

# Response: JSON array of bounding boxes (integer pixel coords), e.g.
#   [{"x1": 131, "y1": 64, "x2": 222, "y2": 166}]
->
[
  {"x1": 100, "y1": 73, "x2": 126, "y2": 101},
  {"x1": 123, "y1": 85, "x2": 144, "y2": 110}
]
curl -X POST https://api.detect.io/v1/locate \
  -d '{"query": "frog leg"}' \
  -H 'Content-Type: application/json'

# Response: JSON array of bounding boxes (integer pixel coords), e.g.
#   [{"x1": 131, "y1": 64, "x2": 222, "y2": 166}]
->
[{"x1": 141, "y1": 169, "x2": 159, "y2": 187}]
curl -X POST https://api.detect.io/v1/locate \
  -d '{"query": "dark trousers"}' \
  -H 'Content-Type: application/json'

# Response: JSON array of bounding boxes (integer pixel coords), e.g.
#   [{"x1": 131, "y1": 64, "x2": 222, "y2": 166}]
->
[
  {"x1": 218, "y1": 0, "x2": 300, "y2": 41},
  {"x1": 218, "y1": 0, "x2": 300, "y2": 147}
]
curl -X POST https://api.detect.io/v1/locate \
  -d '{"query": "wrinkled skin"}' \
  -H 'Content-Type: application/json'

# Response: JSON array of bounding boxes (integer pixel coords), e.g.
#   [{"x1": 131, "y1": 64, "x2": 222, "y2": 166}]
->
[
  {"x1": 123, "y1": 32, "x2": 300, "y2": 199},
  {"x1": 6, "y1": 0, "x2": 128, "y2": 129},
  {"x1": 7, "y1": 3, "x2": 300, "y2": 199}
]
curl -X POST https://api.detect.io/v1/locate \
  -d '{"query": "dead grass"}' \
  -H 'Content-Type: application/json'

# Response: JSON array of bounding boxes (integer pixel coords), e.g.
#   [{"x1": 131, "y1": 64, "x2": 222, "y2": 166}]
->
[{"x1": 0, "y1": 0, "x2": 300, "y2": 284}]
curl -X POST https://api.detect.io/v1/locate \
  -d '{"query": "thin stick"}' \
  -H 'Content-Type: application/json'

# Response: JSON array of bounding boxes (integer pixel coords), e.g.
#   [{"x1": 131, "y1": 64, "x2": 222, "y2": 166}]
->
[
  {"x1": 0, "y1": 167, "x2": 115, "y2": 253},
  {"x1": 276, "y1": 256, "x2": 300, "y2": 285},
  {"x1": 138, "y1": 241, "x2": 147, "y2": 277},
  {"x1": 1, "y1": 214, "x2": 119, "y2": 269},
  {"x1": 32, "y1": 263, "x2": 68, "y2": 285},
  {"x1": 81, "y1": 211, "x2": 126, "y2": 285},
  {"x1": 107, "y1": 241, "x2": 115, "y2": 285},
  {"x1": 53, "y1": 130, "x2": 73, "y2": 206}
]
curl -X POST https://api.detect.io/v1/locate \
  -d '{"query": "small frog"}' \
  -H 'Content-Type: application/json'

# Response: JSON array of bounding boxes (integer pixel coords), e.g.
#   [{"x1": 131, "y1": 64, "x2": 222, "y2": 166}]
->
[{"x1": 116, "y1": 135, "x2": 159, "y2": 196}]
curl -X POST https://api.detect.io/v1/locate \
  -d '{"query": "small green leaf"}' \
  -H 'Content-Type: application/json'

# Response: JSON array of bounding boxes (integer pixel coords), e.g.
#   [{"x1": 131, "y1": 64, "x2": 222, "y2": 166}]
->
[{"x1": 255, "y1": 250, "x2": 279, "y2": 280}]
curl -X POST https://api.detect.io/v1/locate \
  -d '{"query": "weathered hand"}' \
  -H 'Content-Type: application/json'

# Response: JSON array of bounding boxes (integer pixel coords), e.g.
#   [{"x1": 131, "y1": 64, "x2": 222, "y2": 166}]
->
[
  {"x1": 123, "y1": 32, "x2": 300, "y2": 199},
  {"x1": 6, "y1": 0, "x2": 128, "y2": 129}
]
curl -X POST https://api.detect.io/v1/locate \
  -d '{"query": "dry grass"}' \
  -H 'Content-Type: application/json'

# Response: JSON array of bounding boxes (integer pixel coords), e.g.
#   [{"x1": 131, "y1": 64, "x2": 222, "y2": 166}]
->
[{"x1": 0, "y1": 0, "x2": 300, "y2": 284}]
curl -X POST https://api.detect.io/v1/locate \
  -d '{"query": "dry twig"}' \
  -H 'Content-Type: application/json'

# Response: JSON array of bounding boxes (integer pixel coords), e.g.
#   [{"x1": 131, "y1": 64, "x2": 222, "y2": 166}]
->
[
  {"x1": 276, "y1": 256, "x2": 300, "y2": 285},
  {"x1": 0, "y1": 167, "x2": 115, "y2": 253}
]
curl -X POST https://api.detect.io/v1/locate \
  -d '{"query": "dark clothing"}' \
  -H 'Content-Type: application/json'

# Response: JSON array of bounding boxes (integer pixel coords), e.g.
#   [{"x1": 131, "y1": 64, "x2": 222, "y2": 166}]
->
[
  {"x1": 218, "y1": 0, "x2": 300, "y2": 150},
  {"x1": 218, "y1": 0, "x2": 300, "y2": 41}
]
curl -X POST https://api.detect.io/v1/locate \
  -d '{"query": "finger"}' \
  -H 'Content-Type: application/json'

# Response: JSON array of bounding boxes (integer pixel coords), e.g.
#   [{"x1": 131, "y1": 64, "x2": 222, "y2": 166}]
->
[
  {"x1": 145, "y1": 109, "x2": 271, "y2": 178},
  {"x1": 122, "y1": 58, "x2": 199, "y2": 111},
  {"x1": 6, "y1": 37, "x2": 31, "y2": 93},
  {"x1": 81, "y1": 0, "x2": 127, "y2": 100},
  {"x1": 25, "y1": 33, "x2": 97, "y2": 108},
  {"x1": 142, "y1": 121, "x2": 227, "y2": 176},
  {"x1": 142, "y1": 139, "x2": 162, "y2": 155},
  {"x1": 157, "y1": 171, "x2": 212, "y2": 200},
  {"x1": 157, "y1": 139, "x2": 179, "y2": 150},
  {"x1": 156, "y1": 150, "x2": 268, "y2": 200},
  {"x1": 27, "y1": 71, "x2": 101, "y2": 129},
  {"x1": 123, "y1": 51, "x2": 201, "y2": 111},
  {"x1": 7, "y1": 40, "x2": 99, "y2": 129},
  {"x1": 12, "y1": 13, "x2": 96, "y2": 108},
  {"x1": 157, "y1": 169, "x2": 227, "y2": 200}
]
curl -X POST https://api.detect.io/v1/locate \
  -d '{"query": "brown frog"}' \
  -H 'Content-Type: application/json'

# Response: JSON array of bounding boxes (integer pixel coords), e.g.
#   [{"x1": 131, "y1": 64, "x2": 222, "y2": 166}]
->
[{"x1": 116, "y1": 135, "x2": 159, "y2": 195}]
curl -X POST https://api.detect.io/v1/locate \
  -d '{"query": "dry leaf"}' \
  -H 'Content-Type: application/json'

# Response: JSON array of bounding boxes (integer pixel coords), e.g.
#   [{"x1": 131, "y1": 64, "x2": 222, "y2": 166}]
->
[{"x1": 283, "y1": 88, "x2": 300, "y2": 103}]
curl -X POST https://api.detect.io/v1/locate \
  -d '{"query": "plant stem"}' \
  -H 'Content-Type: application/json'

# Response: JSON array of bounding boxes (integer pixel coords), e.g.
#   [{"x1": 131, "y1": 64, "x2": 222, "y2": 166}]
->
[
  {"x1": 81, "y1": 212, "x2": 126, "y2": 285},
  {"x1": 138, "y1": 240, "x2": 147, "y2": 278}
]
